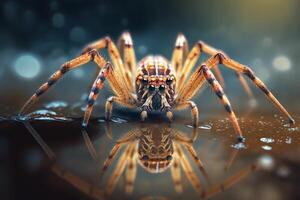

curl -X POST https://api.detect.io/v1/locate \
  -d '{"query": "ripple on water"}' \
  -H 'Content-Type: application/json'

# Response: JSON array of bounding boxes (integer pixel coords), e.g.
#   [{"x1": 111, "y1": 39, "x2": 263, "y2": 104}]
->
[
  {"x1": 231, "y1": 142, "x2": 247, "y2": 149},
  {"x1": 186, "y1": 124, "x2": 212, "y2": 130},
  {"x1": 23, "y1": 109, "x2": 72, "y2": 121},
  {"x1": 111, "y1": 117, "x2": 128, "y2": 123},
  {"x1": 260, "y1": 137, "x2": 275, "y2": 143}
]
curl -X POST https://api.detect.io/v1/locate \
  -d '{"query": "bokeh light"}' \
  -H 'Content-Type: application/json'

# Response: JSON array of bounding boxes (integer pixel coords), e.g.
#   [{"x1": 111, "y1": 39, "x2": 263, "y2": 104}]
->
[
  {"x1": 13, "y1": 54, "x2": 41, "y2": 79},
  {"x1": 272, "y1": 55, "x2": 291, "y2": 71}
]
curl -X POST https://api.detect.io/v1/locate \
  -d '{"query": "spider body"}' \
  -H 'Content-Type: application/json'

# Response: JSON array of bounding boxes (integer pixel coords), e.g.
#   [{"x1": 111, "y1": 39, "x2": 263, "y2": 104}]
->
[
  {"x1": 20, "y1": 32, "x2": 295, "y2": 141},
  {"x1": 136, "y1": 55, "x2": 176, "y2": 112}
]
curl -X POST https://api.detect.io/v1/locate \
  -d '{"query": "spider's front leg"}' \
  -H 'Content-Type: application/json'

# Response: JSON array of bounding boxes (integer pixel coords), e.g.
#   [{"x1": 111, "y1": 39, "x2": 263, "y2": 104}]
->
[
  {"x1": 175, "y1": 101, "x2": 199, "y2": 127},
  {"x1": 19, "y1": 49, "x2": 107, "y2": 115}
]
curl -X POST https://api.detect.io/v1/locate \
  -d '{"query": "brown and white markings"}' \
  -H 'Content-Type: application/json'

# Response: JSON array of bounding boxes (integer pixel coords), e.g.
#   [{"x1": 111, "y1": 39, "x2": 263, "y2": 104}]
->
[
  {"x1": 83, "y1": 124, "x2": 258, "y2": 197},
  {"x1": 19, "y1": 32, "x2": 295, "y2": 141},
  {"x1": 23, "y1": 121, "x2": 259, "y2": 199}
]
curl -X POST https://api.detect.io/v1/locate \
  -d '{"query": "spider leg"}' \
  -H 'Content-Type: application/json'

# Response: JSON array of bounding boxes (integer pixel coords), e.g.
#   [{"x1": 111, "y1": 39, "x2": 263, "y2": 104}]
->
[
  {"x1": 51, "y1": 163, "x2": 104, "y2": 199},
  {"x1": 83, "y1": 36, "x2": 133, "y2": 93},
  {"x1": 170, "y1": 154, "x2": 183, "y2": 193},
  {"x1": 125, "y1": 144, "x2": 137, "y2": 194},
  {"x1": 118, "y1": 32, "x2": 137, "y2": 92},
  {"x1": 175, "y1": 101, "x2": 199, "y2": 127},
  {"x1": 176, "y1": 65, "x2": 244, "y2": 140},
  {"x1": 208, "y1": 53, "x2": 294, "y2": 124},
  {"x1": 82, "y1": 63, "x2": 111, "y2": 127},
  {"x1": 105, "y1": 143, "x2": 134, "y2": 195},
  {"x1": 174, "y1": 129, "x2": 210, "y2": 184},
  {"x1": 105, "y1": 96, "x2": 135, "y2": 120},
  {"x1": 175, "y1": 143, "x2": 204, "y2": 194},
  {"x1": 178, "y1": 41, "x2": 252, "y2": 98},
  {"x1": 203, "y1": 164, "x2": 257, "y2": 199},
  {"x1": 101, "y1": 129, "x2": 138, "y2": 173},
  {"x1": 171, "y1": 33, "x2": 189, "y2": 75},
  {"x1": 19, "y1": 49, "x2": 132, "y2": 116},
  {"x1": 19, "y1": 50, "x2": 105, "y2": 115}
]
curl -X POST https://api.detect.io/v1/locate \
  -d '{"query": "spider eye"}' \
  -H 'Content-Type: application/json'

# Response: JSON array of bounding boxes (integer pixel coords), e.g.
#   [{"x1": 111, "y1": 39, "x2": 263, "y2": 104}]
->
[
  {"x1": 149, "y1": 85, "x2": 155, "y2": 92},
  {"x1": 166, "y1": 155, "x2": 173, "y2": 161},
  {"x1": 142, "y1": 78, "x2": 148, "y2": 84},
  {"x1": 166, "y1": 78, "x2": 173, "y2": 85},
  {"x1": 141, "y1": 155, "x2": 149, "y2": 161},
  {"x1": 159, "y1": 85, "x2": 165, "y2": 92}
]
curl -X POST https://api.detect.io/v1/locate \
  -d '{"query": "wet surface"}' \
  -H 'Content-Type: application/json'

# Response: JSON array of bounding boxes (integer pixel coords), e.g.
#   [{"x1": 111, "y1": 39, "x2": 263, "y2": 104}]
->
[{"x1": 1, "y1": 109, "x2": 300, "y2": 200}]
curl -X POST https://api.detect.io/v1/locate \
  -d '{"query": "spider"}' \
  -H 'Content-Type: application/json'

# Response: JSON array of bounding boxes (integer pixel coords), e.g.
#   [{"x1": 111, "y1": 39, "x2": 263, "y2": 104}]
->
[{"x1": 19, "y1": 32, "x2": 295, "y2": 141}]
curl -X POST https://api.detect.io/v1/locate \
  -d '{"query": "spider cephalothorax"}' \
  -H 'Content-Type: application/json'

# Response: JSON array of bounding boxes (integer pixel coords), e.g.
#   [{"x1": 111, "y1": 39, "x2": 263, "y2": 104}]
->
[
  {"x1": 136, "y1": 56, "x2": 176, "y2": 115},
  {"x1": 19, "y1": 32, "x2": 295, "y2": 141}
]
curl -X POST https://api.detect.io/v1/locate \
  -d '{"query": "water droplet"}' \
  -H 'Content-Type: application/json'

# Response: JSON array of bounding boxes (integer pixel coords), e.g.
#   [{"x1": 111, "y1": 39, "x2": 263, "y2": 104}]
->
[
  {"x1": 231, "y1": 142, "x2": 247, "y2": 149},
  {"x1": 111, "y1": 117, "x2": 127, "y2": 123},
  {"x1": 198, "y1": 124, "x2": 212, "y2": 130},
  {"x1": 261, "y1": 145, "x2": 272, "y2": 151},
  {"x1": 287, "y1": 127, "x2": 299, "y2": 132},
  {"x1": 45, "y1": 101, "x2": 68, "y2": 109},
  {"x1": 285, "y1": 137, "x2": 292, "y2": 144},
  {"x1": 260, "y1": 138, "x2": 275, "y2": 143}
]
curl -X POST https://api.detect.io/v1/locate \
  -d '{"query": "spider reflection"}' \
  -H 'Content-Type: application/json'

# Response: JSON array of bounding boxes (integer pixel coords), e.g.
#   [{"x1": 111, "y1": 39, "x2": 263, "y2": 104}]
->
[
  {"x1": 95, "y1": 124, "x2": 209, "y2": 195},
  {"x1": 23, "y1": 121, "x2": 258, "y2": 199}
]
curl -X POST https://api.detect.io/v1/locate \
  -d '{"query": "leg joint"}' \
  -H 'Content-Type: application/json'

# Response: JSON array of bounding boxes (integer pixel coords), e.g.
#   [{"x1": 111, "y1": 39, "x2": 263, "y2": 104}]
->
[{"x1": 213, "y1": 52, "x2": 226, "y2": 64}]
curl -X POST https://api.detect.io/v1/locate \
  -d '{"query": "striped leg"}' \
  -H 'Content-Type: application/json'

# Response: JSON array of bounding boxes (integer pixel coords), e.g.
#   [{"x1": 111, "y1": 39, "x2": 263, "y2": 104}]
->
[
  {"x1": 118, "y1": 32, "x2": 137, "y2": 92},
  {"x1": 19, "y1": 50, "x2": 107, "y2": 115},
  {"x1": 105, "y1": 96, "x2": 135, "y2": 120},
  {"x1": 106, "y1": 143, "x2": 134, "y2": 195},
  {"x1": 125, "y1": 145, "x2": 137, "y2": 194},
  {"x1": 178, "y1": 41, "x2": 252, "y2": 97},
  {"x1": 201, "y1": 64, "x2": 244, "y2": 141},
  {"x1": 175, "y1": 143, "x2": 204, "y2": 194},
  {"x1": 208, "y1": 52, "x2": 295, "y2": 124},
  {"x1": 83, "y1": 36, "x2": 132, "y2": 93},
  {"x1": 171, "y1": 33, "x2": 189, "y2": 76},
  {"x1": 171, "y1": 155, "x2": 183, "y2": 193},
  {"x1": 175, "y1": 101, "x2": 199, "y2": 127},
  {"x1": 82, "y1": 63, "x2": 111, "y2": 127}
]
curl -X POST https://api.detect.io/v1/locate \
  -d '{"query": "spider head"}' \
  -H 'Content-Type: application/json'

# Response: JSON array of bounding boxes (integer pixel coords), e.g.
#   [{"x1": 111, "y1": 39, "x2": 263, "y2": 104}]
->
[
  {"x1": 137, "y1": 127, "x2": 174, "y2": 173},
  {"x1": 136, "y1": 56, "x2": 176, "y2": 110}
]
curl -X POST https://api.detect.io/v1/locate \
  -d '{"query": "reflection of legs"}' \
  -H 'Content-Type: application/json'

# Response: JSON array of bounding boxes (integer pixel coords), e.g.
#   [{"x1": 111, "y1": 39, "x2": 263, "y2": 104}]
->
[
  {"x1": 51, "y1": 163, "x2": 104, "y2": 199},
  {"x1": 175, "y1": 143, "x2": 204, "y2": 194},
  {"x1": 171, "y1": 155, "x2": 183, "y2": 193},
  {"x1": 125, "y1": 146, "x2": 137, "y2": 194},
  {"x1": 106, "y1": 143, "x2": 134, "y2": 195},
  {"x1": 204, "y1": 164, "x2": 257, "y2": 199},
  {"x1": 174, "y1": 129, "x2": 210, "y2": 184},
  {"x1": 102, "y1": 129, "x2": 138, "y2": 172}
]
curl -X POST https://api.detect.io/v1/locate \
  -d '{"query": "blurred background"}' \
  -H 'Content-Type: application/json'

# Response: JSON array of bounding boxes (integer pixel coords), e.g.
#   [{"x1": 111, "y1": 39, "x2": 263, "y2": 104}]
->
[
  {"x1": 0, "y1": 0, "x2": 300, "y2": 117},
  {"x1": 1, "y1": 1, "x2": 300, "y2": 200}
]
